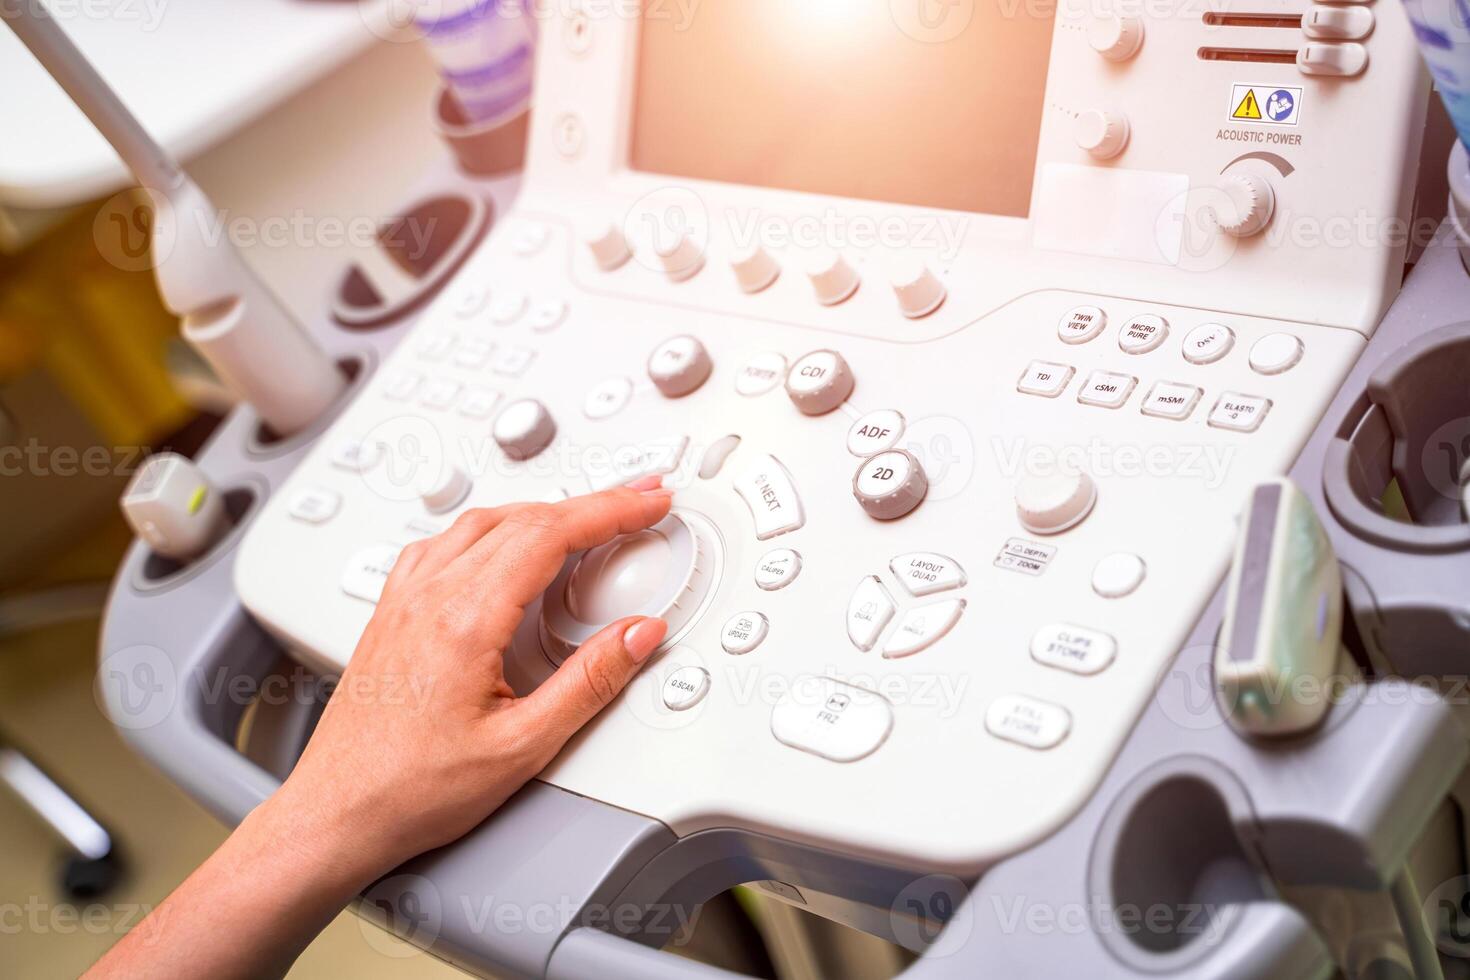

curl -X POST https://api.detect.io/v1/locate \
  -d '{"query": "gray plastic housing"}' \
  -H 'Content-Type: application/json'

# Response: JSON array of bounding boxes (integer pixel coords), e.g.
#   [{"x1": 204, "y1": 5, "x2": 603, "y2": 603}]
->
[{"x1": 96, "y1": 163, "x2": 1470, "y2": 978}]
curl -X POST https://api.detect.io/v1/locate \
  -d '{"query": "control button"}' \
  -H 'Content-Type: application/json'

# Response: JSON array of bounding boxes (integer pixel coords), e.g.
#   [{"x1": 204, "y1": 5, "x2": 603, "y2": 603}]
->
[
  {"x1": 341, "y1": 543, "x2": 401, "y2": 604},
  {"x1": 528, "y1": 299, "x2": 569, "y2": 332},
  {"x1": 889, "y1": 256, "x2": 947, "y2": 318},
  {"x1": 883, "y1": 598, "x2": 965, "y2": 659},
  {"x1": 418, "y1": 333, "x2": 456, "y2": 361},
  {"x1": 1213, "y1": 174, "x2": 1275, "y2": 238},
  {"x1": 585, "y1": 221, "x2": 633, "y2": 271},
  {"x1": 986, "y1": 695, "x2": 1071, "y2": 750},
  {"x1": 383, "y1": 371, "x2": 422, "y2": 401},
  {"x1": 1017, "y1": 360, "x2": 1075, "y2": 397},
  {"x1": 755, "y1": 548, "x2": 802, "y2": 591},
  {"x1": 1182, "y1": 323, "x2": 1235, "y2": 364},
  {"x1": 734, "y1": 455, "x2": 805, "y2": 539},
  {"x1": 419, "y1": 378, "x2": 461, "y2": 411},
  {"x1": 648, "y1": 335, "x2": 713, "y2": 398},
  {"x1": 654, "y1": 227, "x2": 705, "y2": 282},
  {"x1": 735, "y1": 352, "x2": 787, "y2": 396},
  {"x1": 1248, "y1": 333, "x2": 1303, "y2": 375},
  {"x1": 1208, "y1": 393, "x2": 1272, "y2": 432},
  {"x1": 661, "y1": 666, "x2": 711, "y2": 711},
  {"x1": 1088, "y1": 13, "x2": 1144, "y2": 60},
  {"x1": 490, "y1": 290, "x2": 527, "y2": 325},
  {"x1": 847, "y1": 409, "x2": 905, "y2": 457},
  {"x1": 454, "y1": 287, "x2": 489, "y2": 319},
  {"x1": 698, "y1": 434, "x2": 741, "y2": 480},
  {"x1": 730, "y1": 242, "x2": 780, "y2": 293},
  {"x1": 1140, "y1": 381, "x2": 1202, "y2": 420},
  {"x1": 1074, "y1": 109, "x2": 1129, "y2": 160},
  {"x1": 1057, "y1": 305, "x2": 1107, "y2": 345},
  {"x1": 1016, "y1": 469, "x2": 1097, "y2": 535},
  {"x1": 853, "y1": 449, "x2": 927, "y2": 520},
  {"x1": 563, "y1": 8, "x2": 592, "y2": 53},
  {"x1": 1297, "y1": 41, "x2": 1368, "y2": 77},
  {"x1": 590, "y1": 436, "x2": 688, "y2": 491},
  {"x1": 418, "y1": 463, "x2": 472, "y2": 514},
  {"x1": 785, "y1": 349, "x2": 855, "y2": 415},
  {"x1": 492, "y1": 345, "x2": 537, "y2": 378},
  {"x1": 1077, "y1": 370, "x2": 1137, "y2": 408},
  {"x1": 1303, "y1": 4, "x2": 1373, "y2": 39},
  {"x1": 584, "y1": 377, "x2": 634, "y2": 419},
  {"x1": 847, "y1": 576, "x2": 897, "y2": 651},
  {"x1": 770, "y1": 676, "x2": 893, "y2": 763},
  {"x1": 804, "y1": 248, "x2": 860, "y2": 306},
  {"x1": 330, "y1": 439, "x2": 382, "y2": 473},
  {"x1": 493, "y1": 399, "x2": 557, "y2": 461},
  {"x1": 459, "y1": 387, "x2": 501, "y2": 420},
  {"x1": 510, "y1": 222, "x2": 550, "y2": 256},
  {"x1": 1118, "y1": 314, "x2": 1169, "y2": 354},
  {"x1": 721, "y1": 611, "x2": 769, "y2": 655},
  {"x1": 889, "y1": 552, "x2": 966, "y2": 596},
  {"x1": 1092, "y1": 552, "x2": 1146, "y2": 598},
  {"x1": 454, "y1": 338, "x2": 494, "y2": 370},
  {"x1": 288, "y1": 487, "x2": 341, "y2": 525},
  {"x1": 1031, "y1": 623, "x2": 1117, "y2": 675}
]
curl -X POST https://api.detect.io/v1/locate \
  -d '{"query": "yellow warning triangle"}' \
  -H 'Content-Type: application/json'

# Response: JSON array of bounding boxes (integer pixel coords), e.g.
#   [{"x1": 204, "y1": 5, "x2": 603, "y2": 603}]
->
[{"x1": 1232, "y1": 90, "x2": 1263, "y2": 120}]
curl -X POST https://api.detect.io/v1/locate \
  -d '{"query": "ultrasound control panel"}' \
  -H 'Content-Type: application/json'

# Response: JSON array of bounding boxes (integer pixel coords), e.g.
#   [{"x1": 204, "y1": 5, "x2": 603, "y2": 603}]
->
[{"x1": 235, "y1": 0, "x2": 1429, "y2": 873}]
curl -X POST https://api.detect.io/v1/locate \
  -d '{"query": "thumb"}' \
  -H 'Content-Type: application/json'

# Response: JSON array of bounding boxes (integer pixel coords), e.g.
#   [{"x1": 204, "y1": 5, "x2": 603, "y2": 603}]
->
[{"x1": 521, "y1": 616, "x2": 667, "y2": 741}]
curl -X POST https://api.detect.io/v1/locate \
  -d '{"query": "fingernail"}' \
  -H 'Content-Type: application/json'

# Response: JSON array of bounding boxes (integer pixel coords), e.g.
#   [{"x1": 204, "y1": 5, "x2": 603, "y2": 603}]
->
[
  {"x1": 623, "y1": 617, "x2": 668, "y2": 663},
  {"x1": 642, "y1": 487, "x2": 676, "y2": 498},
  {"x1": 625, "y1": 475, "x2": 662, "y2": 492}
]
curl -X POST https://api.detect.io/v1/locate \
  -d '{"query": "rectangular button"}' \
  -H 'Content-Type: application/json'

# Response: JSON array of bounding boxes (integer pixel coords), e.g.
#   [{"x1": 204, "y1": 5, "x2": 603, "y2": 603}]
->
[
  {"x1": 454, "y1": 339, "x2": 493, "y2": 369},
  {"x1": 733, "y1": 455, "x2": 805, "y2": 539},
  {"x1": 588, "y1": 436, "x2": 689, "y2": 491},
  {"x1": 492, "y1": 346, "x2": 537, "y2": 377},
  {"x1": 1077, "y1": 371, "x2": 1137, "y2": 408},
  {"x1": 341, "y1": 543, "x2": 402, "y2": 604},
  {"x1": 846, "y1": 576, "x2": 896, "y2": 651},
  {"x1": 418, "y1": 333, "x2": 455, "y2": 361},
  {"x1": 287, "y1": 487, "x2": 341, "y2": 524},
  {"x1": 419, "y1": 379, "x2": 460, "y2": 410},
  {"x1": 1208, "y1": 393, "x2": 1272, "y2": 432},
  {"x1": 986, "y1": 695, "x2": 1071, "y2": 749},
  {"x1": 771, "y1": 676, "x2": 893, "y2": 763},
  {"x1": 383, "y1": 371, "x2": 422, "y2": 401},
  {"x1": 1141, "y1": 381, "x2": 1202, "y2": 420},
  {"x1": 1031, "y1": 624, "x2": 1117, "y2": 675},
  {"x1": 1017, "y1": 360, "x2": 1074, "y2": 398},
  {"x1": 459, "y1": 387, "x2": 500, "y2": 420}
]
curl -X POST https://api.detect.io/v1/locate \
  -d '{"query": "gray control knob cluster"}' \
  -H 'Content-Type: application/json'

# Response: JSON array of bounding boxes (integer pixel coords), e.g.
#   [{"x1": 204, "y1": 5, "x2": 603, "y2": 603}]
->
[{"x1": 853, "y1": 449, "x2": 928, "y2": 520}]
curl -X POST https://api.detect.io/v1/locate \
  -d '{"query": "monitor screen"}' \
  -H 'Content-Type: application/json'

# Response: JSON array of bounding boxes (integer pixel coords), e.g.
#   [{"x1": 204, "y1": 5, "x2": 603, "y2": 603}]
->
[{"x1": 630, "y1": 0, "x2": 1057, "y2": 218}]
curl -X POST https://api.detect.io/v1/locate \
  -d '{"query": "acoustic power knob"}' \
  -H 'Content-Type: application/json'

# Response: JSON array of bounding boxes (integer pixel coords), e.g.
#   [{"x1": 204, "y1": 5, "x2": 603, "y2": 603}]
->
[{"x1": 1213, "y1": 173, "x2": 1276, "y2": 237}]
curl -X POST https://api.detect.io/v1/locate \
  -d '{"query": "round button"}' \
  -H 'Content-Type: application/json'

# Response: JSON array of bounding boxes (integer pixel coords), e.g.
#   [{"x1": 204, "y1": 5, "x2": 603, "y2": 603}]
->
[
  {"x1": 1118, "y1": 313, "x2": 1169, "y2": 354},
  {"x1": 1182, "y1": 323, "x2": 1235, "y2": 364},
  {"x1": 786, "y1": 349, "x2": 855, "y2": 415},
  {"x1": 735, "y1": 352, "x2": 787, "y2": 396},
  {"x1": 720, "y1": 611, "x2": 769, "y2": 655},
  {"x1": 1074, "y1": 109, "x2": 1130, "y2": 160},
  {"x1": 661, "y1": 666, "x2": 710, "y2": 711},
  {"x1": 541, "y1": 511, "x2": 719, "y2": 664},
  {"x1": 510, "y1": 223, "x2": 550, "y2": 256},
  {"x1": 1015, "y1": 470, "x2": 1097, "y2": 535},
  {"x1": 585, "y1": 221, "x2": 632, "y2": 271},
  {"x1": 1088, "y1": 14, "x2": 1144, "y2": 61},
  {"x1": 563, "y1": 9, "x2": 592, "y2": 54},
  {"x1": 854, "y1": 450, "x2": 928, "y2": 520},
  {"x1": 1213, "y1": 174, "x2": 1275, "y2": 238},
  {"x1": 490, "y1": 290, "x2": 526, "y2": 325},
  {"x1": 648, "y1": 335, "x2": 713, "y2": 397},
  {"x1": 528, "y1": 299, "x2": 568, "y2": 332},
  {"x1": 755, "y1": 548, "x2": 802, "y2": 591},
  {"x1": 418, "y1": 463, "x2": 472, "y2": 514},
  {"x1": 1058, "y1": 305, "x2": 1107, "y2": 345},
  {"x1": 889, "y1": 256, "x2": 947, "y2": 318},
  {"x1": 805, "y1": 248, "x2": 860, "y2": 306},
  {"x1": 730, "y1": 243, "x2": 780, "y2": 293},
  {"x1": 1248, "y1": 333, "x2": 1303, "y2": 375},
  {"x1": 493, "y1": 399, "x2": 557, "y2": 461},
  {"x1": 655, "y1": 227, "x2": 705, "y2": 282},
  {"x1": 584, "y1": 377, "x2": 633, "y2": 419},
  {"x1": 847, "y1": 409, "x2": 905, "y2": 456},
  {"x1": 1092, "y1": 552, "x2": 1146, "y2": 598}
]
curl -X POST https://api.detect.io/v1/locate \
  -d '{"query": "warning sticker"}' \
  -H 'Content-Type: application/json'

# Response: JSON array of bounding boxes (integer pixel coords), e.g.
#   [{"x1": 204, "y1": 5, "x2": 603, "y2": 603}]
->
[{"x1": 1228, "y1": 83, "x2": 1302, "y2": 126}]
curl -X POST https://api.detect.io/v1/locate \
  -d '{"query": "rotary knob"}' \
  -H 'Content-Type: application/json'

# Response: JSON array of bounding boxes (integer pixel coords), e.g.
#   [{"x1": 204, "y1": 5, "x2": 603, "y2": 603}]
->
[
  {"x1": 1212, "y1": 173, "x2": 1276, "y2": 237},
  {"x1": 648, "y1": 334, "x2": 713, "y2": 397},
  {"x1": 654, "y1": 227, "x2": 705, "y2": 282},
  {"x1": 1088, "y1": 14, "x2": 1144, "y2": 61},
  {"x1": 729, "y1": 242, "x2": 780, "y2": 293},
  {"x1": 493, "y1": 398, "x2": 557, "y2": 461},
  {"x1": 785, "y1": 349, "x2": 855, "y2": 415},
  {"x1": 418, "y1": 462, "x2": 472, "y2": 514},
  {"x1": 1074, "y1": 109, "x2": 1130, "y2": 160},
  {"x1": 853, "y1": 450, "x2": 928, "y2": 520},
  {"x1": 1015, "y1": 470, "x2": 1097, "y2": 535},
  {"x1": 805, "y1": 248, "x2": 860, "y2": 305},
  {"x1": 889, "y1": 256, "x2": 947, "y2": 318},
  {"x1": 584, "y1": 221, "x2": 632, "y2": 271}
]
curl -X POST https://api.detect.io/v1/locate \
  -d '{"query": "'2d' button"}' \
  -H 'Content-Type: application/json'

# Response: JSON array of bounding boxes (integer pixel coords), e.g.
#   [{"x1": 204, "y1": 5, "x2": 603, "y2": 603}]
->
[{"x1": 771, "y1": 676, "x2": 894, "y2": 762}]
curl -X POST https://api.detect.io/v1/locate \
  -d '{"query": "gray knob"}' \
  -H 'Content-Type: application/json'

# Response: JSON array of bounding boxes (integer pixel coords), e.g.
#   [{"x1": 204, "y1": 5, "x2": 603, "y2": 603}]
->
[
  {"x1": 647, "y1": 335, "x2": 713, "y2": 397},
  {"x1": 853, "y1": 449, "x2": 927, "y2": 520},
  {"x1": 785, "y1": 349, "x2": 855, "y2": 416},
  {"x1": 493, "y1": 398, "x2": 557, "y2": 461}
]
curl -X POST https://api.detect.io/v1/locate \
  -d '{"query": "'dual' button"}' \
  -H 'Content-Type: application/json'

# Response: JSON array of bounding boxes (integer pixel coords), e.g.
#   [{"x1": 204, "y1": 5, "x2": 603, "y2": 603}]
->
[{"x1": 770, "y1": 676, "x2": 893, "y2": 763}]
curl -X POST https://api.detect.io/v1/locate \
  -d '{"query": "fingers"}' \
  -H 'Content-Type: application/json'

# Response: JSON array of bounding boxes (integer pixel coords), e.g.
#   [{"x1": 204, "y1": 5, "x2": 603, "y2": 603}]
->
[
  {"x1": 518, "y1": 617, "x2": 666, "y2": 743},
  {"x1": 402, "y1": 504, "x2": 526, "y2": 580}
]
